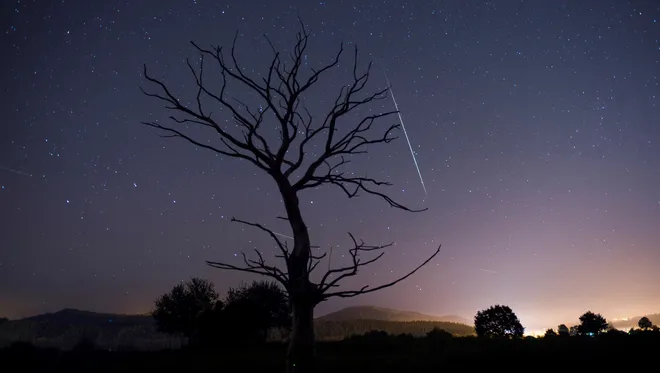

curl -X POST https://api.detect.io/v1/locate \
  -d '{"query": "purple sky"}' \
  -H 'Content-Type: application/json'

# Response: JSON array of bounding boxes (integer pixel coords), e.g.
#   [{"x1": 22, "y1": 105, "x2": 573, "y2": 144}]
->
[{"x1": 1, "y1": 0, "x2": 659, "y2": 331}]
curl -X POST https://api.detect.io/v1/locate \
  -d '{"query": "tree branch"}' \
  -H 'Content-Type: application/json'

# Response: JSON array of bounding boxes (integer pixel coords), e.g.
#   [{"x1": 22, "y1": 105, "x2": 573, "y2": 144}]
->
[
  {"x1": 230, "y1": 217, "x2": 289, "y2": 260},
  {"x1": 140, "y1": 62, "x2": 274, "y2": 172},
  {"x1": 141, "y1": 121, "x2": 270, "y2": 171},
  {"x1": 317, "y1": 233, "x2": 391, "y2": 293},
  {"x1": 206, "y1": 248, "x2": 288, "y2": 289},
  {"x1": 204, "y1": 217, "x2": 294, "y2": 288},
  {"x1": 284, "y1": 47, "x2": 425, "y2": 212},
  {"x1": 321, "y1": 244, "x2": 441, "y2": 299}
]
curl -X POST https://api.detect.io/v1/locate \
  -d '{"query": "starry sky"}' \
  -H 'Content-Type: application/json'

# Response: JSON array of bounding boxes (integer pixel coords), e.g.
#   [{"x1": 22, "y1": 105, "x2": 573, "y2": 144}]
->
[{"x1": 1, "y1": 0, "x2": 660, "y2": 331}]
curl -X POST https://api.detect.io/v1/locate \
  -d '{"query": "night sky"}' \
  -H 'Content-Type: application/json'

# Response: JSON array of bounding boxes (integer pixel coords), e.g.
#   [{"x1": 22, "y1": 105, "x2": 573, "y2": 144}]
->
[{"x1": 2, "y1": 0, "x2": 659, "y2": 332}]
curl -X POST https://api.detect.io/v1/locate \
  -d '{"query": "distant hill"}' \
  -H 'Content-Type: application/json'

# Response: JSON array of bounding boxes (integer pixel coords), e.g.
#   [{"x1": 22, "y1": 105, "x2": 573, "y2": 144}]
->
[
  {"x1": 24, "y1": 308, "x2": 153, "y2": 327},
  {"x1": 317, "y1": 305, "x2": 471, "y2": 325},
  {"x1": 0, "y1": 306, "x2": 476, "y2": 349},
  {"x1": 0, "y1": 309, "x2": 178, "y2": 350},
  {"x1": 312, "y1": 306, "x2": 474, "y2": 339},
  {"x1": 314, "y1": 319, "x2": 475, "y2": 340},
  {"x1": 610, "y1": 314, "x2": 660, "y2": 330}
]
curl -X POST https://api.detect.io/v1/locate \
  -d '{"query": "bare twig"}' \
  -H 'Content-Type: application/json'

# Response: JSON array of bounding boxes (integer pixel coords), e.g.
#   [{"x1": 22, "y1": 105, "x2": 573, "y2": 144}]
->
[
  {"x1": 317, "y1": 233, "x2": 392, "y2": 293},
  {"x1": 230, "y1": 217, "x2": 290, "y2": 260},
  {"x1": 206, "y1": 254, "x2": 288, "y2": 288},
  {"x1": 321, "y1": 244, "x2": 442, "y2": 299}
]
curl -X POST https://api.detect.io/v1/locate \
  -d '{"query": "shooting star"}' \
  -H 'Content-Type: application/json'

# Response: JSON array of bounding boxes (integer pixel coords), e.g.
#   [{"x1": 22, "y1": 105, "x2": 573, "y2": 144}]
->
[
  {"x1": 268, "y1": 230, "x2": 324, "y2": 250},
  {"x1": 479, "y1": 268, "x2": 498, "y2": 275},
  {"x1": 272, "y1": 231, "x2": 294, "y2": 240},
  {"x1": 0, "y1": 165, "x2": 33, "y2": 178},
  {"x1": 383, "y1": 71, "x2": 427, "y2": 197}
]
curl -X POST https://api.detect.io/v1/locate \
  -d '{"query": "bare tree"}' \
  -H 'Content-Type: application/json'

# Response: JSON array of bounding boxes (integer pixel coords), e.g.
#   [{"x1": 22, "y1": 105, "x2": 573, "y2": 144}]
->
[{"x1": 141, "y1": 20, "x2": 441, "y2": 373}]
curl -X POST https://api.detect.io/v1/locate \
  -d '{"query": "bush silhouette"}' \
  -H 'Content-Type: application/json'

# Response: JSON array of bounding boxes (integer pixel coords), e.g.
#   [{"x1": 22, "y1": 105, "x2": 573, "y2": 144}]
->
[
  {"x1": 152, "y1": 277, "x2": 219, "y2": 344},
  {"x1": 638, "y1": 316, "x2": 653, "y2": 331},
  {"x1": 557, "y1": 324, "x2": 570, "y2": 337},
  {"x1": 72, "y1": 336, "x2": 96, "y2": 352},
  {"x1": 577, "y1": 311, "x2": 608, "y2": 336},
  {"x1": 604, "y1": 328, "x2": 627, "y2": 338},
  {"x1": 544, "y1": 328, "x2": 557, "y2": 337},
  {"x1": 474, "y1": 305, "x2": 524, "y2": 338},
  {"x1": 222, "y1": 280, "x2": 291, "y2": 344},
  {"x1": 359, "y1": 330, "x2": 390, "y2": 340},
  {"x1": 426, "y1": 327, "x2": 453, "y2": 342}
]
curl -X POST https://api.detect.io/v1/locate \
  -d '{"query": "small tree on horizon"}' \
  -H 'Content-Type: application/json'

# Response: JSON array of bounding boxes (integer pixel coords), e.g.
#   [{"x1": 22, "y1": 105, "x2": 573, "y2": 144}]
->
[
  {"x1": 223, "y1": 280, "x2": 291, "y2": 343},
  {"x1": 474, "y1": 305, "x2": 524, "y2": 338},
  {"x1": 557, "y1": 324, "x2": 569, "y2": 337},
  {"x1": 638, "y1": 316, "x2": 653, "y2": 331},
  {"x1": 544, "y1": 328, "x2": 557, "y2": 337},
  {"x1": 426, "y1": 327, "x2": 453, "y2": 342},
  {"x1": 577, "y1": 311, "x2": 608, "y2": 336},
  {"x1": 152, "y1": 277, "x2": 219, "y2": 344}
]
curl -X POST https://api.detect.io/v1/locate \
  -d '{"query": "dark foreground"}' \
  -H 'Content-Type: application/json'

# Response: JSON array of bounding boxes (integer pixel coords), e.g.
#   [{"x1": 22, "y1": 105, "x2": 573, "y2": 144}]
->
[{"x1": 3, "y1": 332, "x2": 659, "y2": 372}]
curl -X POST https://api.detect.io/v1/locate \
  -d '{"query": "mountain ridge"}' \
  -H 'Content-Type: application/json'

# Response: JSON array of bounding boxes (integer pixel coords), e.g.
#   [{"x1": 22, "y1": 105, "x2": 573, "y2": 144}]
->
[{"x1": 317, "y1": 305, "x2": 471, "y2": 324}]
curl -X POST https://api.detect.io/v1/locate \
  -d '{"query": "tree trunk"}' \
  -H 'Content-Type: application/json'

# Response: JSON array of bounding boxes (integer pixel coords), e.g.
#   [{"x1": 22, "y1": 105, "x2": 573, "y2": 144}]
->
[
  {"x1": 287, "y1": 298, "x2": 316, "y2": 373},
  {"x1": 276, "y1": 180, "x2": 318, "y2": 373}
]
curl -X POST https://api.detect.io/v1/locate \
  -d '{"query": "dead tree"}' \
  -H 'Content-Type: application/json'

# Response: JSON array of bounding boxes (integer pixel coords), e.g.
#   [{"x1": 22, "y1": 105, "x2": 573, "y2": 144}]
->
[{"x1": 141, "y1": 21, "x2": 441, "y2": 373}]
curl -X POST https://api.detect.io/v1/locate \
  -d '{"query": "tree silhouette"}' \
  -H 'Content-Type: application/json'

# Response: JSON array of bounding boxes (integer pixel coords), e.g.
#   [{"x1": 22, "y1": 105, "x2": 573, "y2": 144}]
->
[
  {"x1": 426, "y1": 327, "x2": 453, "y2": 342},
  {"x1": 140, "y1": 19, "x2": 441, "y2": 372},
  {"x1": 223, "y1": 280, "x2": 291, "y2": 343},
  {"x1": 196, "y1": 298, "x2": 225, "y2": 347},
  {"x1": 544, "y1": 328, "x2": 557, "y2": 337},
  {"x1": 557, "y1": 324, "x2": 569, "y2": 337},
  {"x1": 474, "y1": 305, "x2": 524, "y2": 338},
  {"x1": 152, "y1": 277, "x2": 219, "y2": 344},
  {"x1": 638, "y1": 316, "x2": 653, "y2": 331},
  {"x1": 577, "y1": 311, "x2": 608, "y2": 336}
]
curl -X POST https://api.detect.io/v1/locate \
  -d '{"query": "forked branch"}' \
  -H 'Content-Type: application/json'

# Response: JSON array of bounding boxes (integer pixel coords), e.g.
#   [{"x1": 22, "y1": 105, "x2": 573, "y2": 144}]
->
[
  {"x1": 205, "y1": 217, "x2": 291, "y2": 287},
  {"x1": 319, "y1": 241, "x2": 441, "y2": 300},
  {"x1": 206, "y1": 251, "x2": 288, "y2": 288},
  {"x1": 230, "y1": 217, "x2": 290, "y2": 260}
]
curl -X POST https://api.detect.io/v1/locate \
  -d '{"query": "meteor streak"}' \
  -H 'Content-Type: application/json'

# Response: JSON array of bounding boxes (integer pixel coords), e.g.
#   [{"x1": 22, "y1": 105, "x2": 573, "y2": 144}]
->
[
  {"x1": 272, "y1": 231, "x2": 294, "y2": 240},
  {"x1": 479, "y1": 268, "x2": 498, "y2": 274},
  {"x1": 0, "y1": 165, "x2": 33, "y2": 178},
  {"x1": 383, "y1": 71, "x2": 427, "y2": 197}
]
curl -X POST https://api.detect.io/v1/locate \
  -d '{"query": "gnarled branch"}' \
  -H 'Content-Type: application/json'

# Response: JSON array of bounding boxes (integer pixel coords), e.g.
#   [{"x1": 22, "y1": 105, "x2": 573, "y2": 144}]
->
[
  {"x1": 230, "y1": 217, "x2": 290, "y2": 260},
  {"x1": 317, "y1": 233, "x2": 392, "y2": 293},
  {"x1": 320, "y1": 243, "x2": 441, "y2": 300},
  {"x1": 205, "y1": 217, "x2": 291, "y2": 287},
  {"x1": 206, "y1": 250, "x2": 288, "y2": 289}
]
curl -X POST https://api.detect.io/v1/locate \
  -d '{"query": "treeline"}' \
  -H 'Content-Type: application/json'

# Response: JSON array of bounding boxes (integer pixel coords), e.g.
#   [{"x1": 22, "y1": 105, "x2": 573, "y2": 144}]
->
[
  {"x1": 0, "y1": 316, "x2": 474, "y2": 350},
  {"x1": 314, "y1": 320, "x2": 474, "y2": 340},
  {"x1": 3, "y1": 328, "x2": 660, "y2": 372}
]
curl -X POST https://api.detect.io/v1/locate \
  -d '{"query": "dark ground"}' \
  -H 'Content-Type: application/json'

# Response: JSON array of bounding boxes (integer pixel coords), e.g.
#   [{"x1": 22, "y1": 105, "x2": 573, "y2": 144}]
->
[{"x1": 2, "y1": 332, "x2": 658, "y2": 372}]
